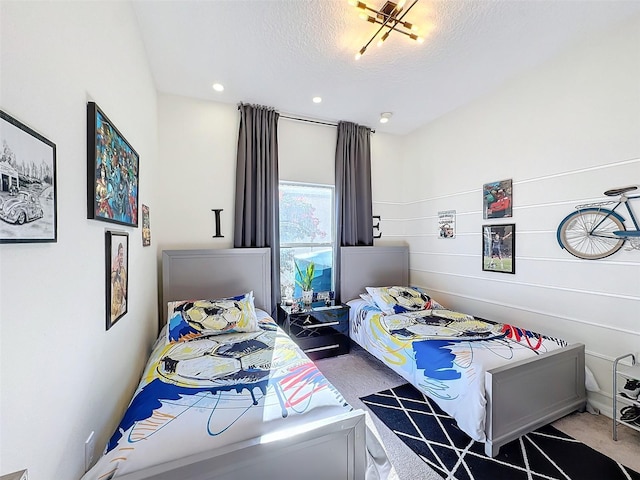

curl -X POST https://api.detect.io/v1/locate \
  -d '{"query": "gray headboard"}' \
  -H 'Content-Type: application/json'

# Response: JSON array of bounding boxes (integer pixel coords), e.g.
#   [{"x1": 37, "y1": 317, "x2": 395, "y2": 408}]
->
[
  {"x1": 339, "y1": 246, "x2": 409, "y2": 303},
  {"x1": 161, "y1": 248, "x2": 271, "y2": 325}
]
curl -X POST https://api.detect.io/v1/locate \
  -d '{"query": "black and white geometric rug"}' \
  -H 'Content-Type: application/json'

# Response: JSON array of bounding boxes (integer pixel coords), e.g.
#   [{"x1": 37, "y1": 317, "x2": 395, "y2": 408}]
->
[{"x1": 361, "y1": 383, "x2": 640, "y2": 480}]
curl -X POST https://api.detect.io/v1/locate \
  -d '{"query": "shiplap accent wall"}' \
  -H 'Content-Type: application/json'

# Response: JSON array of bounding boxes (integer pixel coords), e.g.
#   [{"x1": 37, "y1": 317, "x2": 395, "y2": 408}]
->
[{"x1": 373, "y1": 15, "x2": 640, "y2": 416}]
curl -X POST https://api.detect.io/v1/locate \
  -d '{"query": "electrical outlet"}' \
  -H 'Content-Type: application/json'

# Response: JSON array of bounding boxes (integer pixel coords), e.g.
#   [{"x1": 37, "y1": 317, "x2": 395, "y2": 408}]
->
[{"x1": 84, "y1": 431, "x2": 96, "y2": 472}]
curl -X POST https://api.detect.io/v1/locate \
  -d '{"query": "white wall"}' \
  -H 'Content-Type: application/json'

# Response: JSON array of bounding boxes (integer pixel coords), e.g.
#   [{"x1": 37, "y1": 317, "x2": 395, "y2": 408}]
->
[
  {"x1": 370, "y1": 131, "x2": 406, "y2": 242},
  {"x1": 393, "y1": 14, "x2": 640, "y2": 414},
  {"x1": 155, "y1": 94, "x2": 403, "y2": 249},
  {"x1": 154, "y1": 94, "x2": 237, "y2": 250},
  {"x1": 0, "y1": 2, "x2": 158, "y2": 479}
]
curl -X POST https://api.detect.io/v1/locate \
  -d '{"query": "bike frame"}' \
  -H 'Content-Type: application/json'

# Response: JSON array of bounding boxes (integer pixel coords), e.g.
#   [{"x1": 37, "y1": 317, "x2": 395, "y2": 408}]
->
[{"x1": 582, "y1": 193, "x2": 640, "y2": 239}]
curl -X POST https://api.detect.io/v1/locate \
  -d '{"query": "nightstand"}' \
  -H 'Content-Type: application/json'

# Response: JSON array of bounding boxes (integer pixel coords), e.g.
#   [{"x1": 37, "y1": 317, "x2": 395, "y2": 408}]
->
[{"x1": 278, "y1": 303, "x2": 350, "y2": 360}]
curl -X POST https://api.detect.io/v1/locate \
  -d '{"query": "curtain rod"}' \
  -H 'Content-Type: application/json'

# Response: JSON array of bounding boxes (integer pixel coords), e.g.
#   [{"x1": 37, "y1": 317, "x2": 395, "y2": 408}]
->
[
  {"x1": 280, "y1": 114, "x2": 376, "y2": 134},
  {"x1": 280, "y1": 114, "x2": 376, "y2": 133},
  {"x1": 237, "y1": 104, "x2": 375, "y2": 133}
]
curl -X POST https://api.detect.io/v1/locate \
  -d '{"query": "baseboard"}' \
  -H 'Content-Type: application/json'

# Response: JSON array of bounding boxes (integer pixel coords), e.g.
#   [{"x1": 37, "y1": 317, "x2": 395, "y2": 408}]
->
[{"x1": 587, "y1": 393, "x2": 613, "y2": 419}]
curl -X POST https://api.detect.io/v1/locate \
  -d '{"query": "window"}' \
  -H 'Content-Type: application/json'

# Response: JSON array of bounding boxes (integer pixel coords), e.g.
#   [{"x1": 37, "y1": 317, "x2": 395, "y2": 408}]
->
[{"x1": 279, "y1": 182, "x2": 335, "y2": 300}]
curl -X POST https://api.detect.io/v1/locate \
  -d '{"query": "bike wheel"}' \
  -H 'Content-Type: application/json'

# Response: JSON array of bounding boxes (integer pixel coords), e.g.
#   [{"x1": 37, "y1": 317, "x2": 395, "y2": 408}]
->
[{"x1": 558, "y1": 208, "x2": 625, "y2": 259}]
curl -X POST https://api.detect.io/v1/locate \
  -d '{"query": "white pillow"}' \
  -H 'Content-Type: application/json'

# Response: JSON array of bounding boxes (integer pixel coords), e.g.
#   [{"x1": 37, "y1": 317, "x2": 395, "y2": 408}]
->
[{"x1": 359, "y1": 293, "x2": 379, "y2": 308}]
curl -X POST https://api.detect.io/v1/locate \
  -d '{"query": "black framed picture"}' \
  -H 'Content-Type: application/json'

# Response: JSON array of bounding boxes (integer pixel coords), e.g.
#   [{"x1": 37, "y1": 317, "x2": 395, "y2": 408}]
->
[
  {"x1": 106, "y1": 230, "x2": 129, "y2": 330},
  {"x1": 483, "y1": 179, "x2": 512, "y2": 219},
  {"x1": 87, "y1": 102, "x2": 139, "y2": 227},
  {"x1": 0, "y1": 110, "x2": 57, "y2": 243},
  {"x1": 482, "y1": 223, "x2": 515, "y2": 274}
]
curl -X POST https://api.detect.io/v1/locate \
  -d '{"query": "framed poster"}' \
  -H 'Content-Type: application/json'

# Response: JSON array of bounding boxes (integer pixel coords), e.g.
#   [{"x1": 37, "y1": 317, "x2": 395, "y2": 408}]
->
[
  {"x1": 141, "y1": 204, "x2": 151, "y2": 246},
  {"x1": 87, "y1": 102, "x2": 139, "y2": 227},
  {"x1": 482, "y1": 223, "x2": 515, "y2": 274},
  {"x1": 0, "y1": 110, "x2": 57, "y2": 243},
  {"x1": 483, "y1": 179, "x2": 512, "y2": 219},
  {"x1": 106, "y1": 230, "x2": 129, "y2": 329},
  {"x1": 438, "y1": 210, "x2": 456, "y2": 238}
]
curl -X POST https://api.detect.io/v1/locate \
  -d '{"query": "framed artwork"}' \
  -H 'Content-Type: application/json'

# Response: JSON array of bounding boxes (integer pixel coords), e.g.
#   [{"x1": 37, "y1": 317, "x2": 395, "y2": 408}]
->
[
  {"x1": 483, "y1": 179, "x2": 512, "y2": 219},
  {"x1": 141, "y1": 204, "x2": 151, "y2": 246},
  {"x1": 437, "y1": 210, "x2": 456, "y2": 238},
  {"x1": 0, "y1": 110, "x2": 57, "y2": 243},
  {"x1": 106, "y1": 230, "x2": 129, "y2": 329},
  {"x1": 482, "y1": 223, "x2": 515, "y2": 274},
  {"x1": 87, "y1": 102, "x2": 139, "y2": 227}
]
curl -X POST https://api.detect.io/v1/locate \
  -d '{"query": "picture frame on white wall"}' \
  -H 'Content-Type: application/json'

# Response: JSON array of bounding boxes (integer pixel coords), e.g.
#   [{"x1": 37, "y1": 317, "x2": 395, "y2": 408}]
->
[
  {"x1": 438, "y1": 210, "x2": 456, "y2": 238},
  {"x1": 0, "y1": 110, "x2": 57, "y2": 243},
  {"x1": 141, "y1": 204, "x2": 151, "y2": 246},
  {"x1": 106, "y1": 230, "x2": 129, "y2": 330},
  {"x1": 483, "y1": 179, "x2": 513, "y2": 219},
  {"x1": 87, "y1": 102, "x2": 139, "y2": 228},
  {"x1": 482, "y1": 223, "x2": 515, "y2": 274}
]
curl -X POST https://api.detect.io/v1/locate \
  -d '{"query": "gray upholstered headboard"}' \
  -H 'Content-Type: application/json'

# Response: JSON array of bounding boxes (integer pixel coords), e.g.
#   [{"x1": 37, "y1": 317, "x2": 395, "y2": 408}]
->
[
  {"x1": 161, "y1": 248, "x2": 271, "y2": 325},
  {"x1": 339, "y1": 246, "x2": 409, "y2": 303}
]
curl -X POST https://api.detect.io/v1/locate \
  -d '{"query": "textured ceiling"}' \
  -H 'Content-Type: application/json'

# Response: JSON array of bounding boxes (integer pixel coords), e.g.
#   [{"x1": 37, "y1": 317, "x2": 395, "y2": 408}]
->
[{"x1": 132, "y1": 0, "x2": 640, "y2": 135}]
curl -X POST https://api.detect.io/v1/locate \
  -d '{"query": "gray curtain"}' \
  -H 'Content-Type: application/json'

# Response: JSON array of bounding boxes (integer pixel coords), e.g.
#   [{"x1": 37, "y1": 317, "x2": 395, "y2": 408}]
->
[
  {"x1": 335, "y1": 121, "x2": 373, "y2": 300},
  {"x1": 234, "y1": 103, "x2": 280, "y2": 316}
]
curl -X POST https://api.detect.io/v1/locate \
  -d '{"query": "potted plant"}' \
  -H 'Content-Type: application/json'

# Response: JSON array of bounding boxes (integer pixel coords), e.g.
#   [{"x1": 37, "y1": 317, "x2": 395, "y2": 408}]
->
[{"x1": 295, "y1": 260, "x2": 315, "y2": 304}]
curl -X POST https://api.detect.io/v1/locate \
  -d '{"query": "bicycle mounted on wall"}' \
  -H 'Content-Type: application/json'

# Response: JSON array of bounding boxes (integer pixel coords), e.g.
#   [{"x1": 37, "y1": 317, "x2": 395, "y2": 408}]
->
[{"x1": 557, "y1": 185, "x2": 640, "y2": 260}]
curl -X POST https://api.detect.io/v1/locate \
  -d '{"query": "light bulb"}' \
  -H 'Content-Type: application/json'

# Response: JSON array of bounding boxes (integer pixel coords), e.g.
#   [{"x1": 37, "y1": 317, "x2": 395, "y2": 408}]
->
[
  {"x1": 404, "y1": 21, "x2": 419, "y2": 32},
  {"x1": 377, "y1": 32, "x2": 389, "y2": 47}
]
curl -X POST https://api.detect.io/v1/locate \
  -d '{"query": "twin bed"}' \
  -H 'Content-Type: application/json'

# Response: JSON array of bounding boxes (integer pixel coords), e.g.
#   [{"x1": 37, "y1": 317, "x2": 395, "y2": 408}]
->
[
  {"x1": 83, "y1": 245, "x2": 586, "y2": 479},
  {"x1": 340, "y1": 245, "x2": 586, "y2": 458},
  {"x1": 82, "y1": 248, "x2": 385, "y2": 480}
]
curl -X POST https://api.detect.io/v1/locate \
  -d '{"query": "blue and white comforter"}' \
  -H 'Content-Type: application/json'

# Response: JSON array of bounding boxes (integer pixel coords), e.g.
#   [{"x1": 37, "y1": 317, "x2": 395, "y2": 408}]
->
[
  {"x1": 348, "y1": 299, "x2": 568, "y2": 442},
  {"x1": 82, "y1": 310, "x2": 357, "y2": 479}
]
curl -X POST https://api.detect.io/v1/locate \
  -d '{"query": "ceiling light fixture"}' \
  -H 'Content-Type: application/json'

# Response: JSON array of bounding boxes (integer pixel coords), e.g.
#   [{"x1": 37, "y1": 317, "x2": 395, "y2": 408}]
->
[
  {"x1": 312, "y1": 96, "x2": 322, "y2": 104},
  {"x1": 350, "y1": 0, "x2": 424, "y2": 60},
  {"x1": 212, "y1": 83, "x2": 224, "y2": 92},
  {"x1": 379, "y1": 112, "x2": 393, "y2": 124}
]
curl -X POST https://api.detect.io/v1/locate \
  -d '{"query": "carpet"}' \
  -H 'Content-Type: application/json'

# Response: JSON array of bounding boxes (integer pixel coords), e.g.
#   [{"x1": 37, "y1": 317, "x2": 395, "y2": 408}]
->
[{"x1": 361, "y1": 383, "x2": 640, "y2": 480}]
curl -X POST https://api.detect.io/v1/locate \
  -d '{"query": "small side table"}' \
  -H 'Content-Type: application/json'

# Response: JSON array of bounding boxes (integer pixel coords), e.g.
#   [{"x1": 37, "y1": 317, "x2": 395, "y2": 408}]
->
[{"x1": 278, "y1": 303, "x2": 351, "y2": 360}]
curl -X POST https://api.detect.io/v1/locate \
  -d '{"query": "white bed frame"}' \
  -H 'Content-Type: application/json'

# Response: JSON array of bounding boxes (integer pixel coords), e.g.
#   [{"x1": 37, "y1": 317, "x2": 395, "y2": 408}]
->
[
  {"x1": 340, "y1": 245, "x2": 587, "y2": 457},
  {"x1": 115, "y1": 248, "x2": 368, "y2": 480}
]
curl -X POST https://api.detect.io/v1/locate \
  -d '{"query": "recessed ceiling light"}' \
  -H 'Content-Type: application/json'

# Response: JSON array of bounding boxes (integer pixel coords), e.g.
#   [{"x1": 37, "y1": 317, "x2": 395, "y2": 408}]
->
[
  {"x1": 379, "y1": 112, "x2": 393, "y2": 124},
  {"x1": 212, "y1": 83, "x2": 224, "y2": 92},
  {"x1": 312, "y1": 96, "x2": 322, "y2": 104}
]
